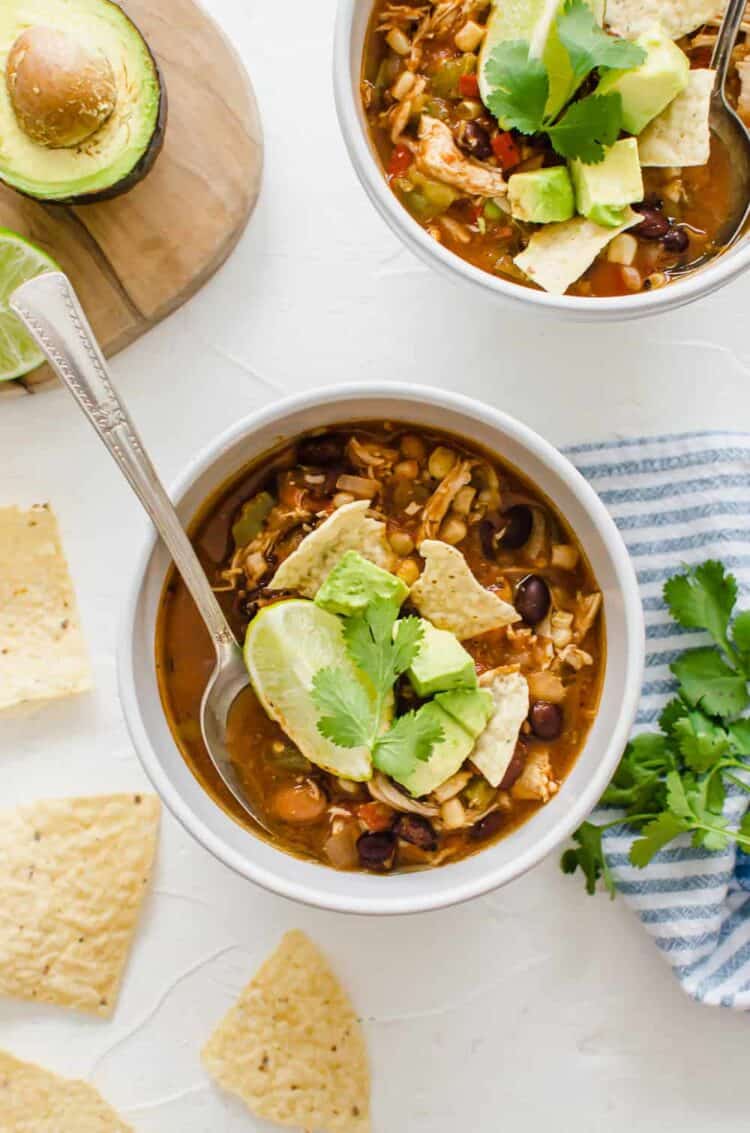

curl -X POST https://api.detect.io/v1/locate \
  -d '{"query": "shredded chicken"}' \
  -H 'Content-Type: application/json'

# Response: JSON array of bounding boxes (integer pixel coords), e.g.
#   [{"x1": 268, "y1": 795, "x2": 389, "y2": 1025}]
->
[
  {"x1": 386, "y1": 76, "x2": 426, "y2": 142},
  {"x1": 346, "y1": 435, "x2": 399, "y2": 473},
  {"x1": 416, "y1": 116, "x2": 507, "y2": 198},
  {"x1": 410, "y1": 0, "x2": 487, "y2": 64},
  {"x1": 549, "y1": 610, "x2": 574, "y2": 650},
  {"x1": 368, "y1": 772, "x2": 440, "y2": 816},
  {"x1": 377, "y1": 2, "x2": 430, "y2": 32},
  {"x1": 524, "y1": 507, "x2": 548, "y2": 562},
  {"x1": 557, "y1": 643, "x2": 594, "y2": 671},
  {"x1": 511, "y1": 749, "x2": 559, "y2": 803},
  {"x1": 574, "y1": 592, "x2": 602, "y2": 642},
  {"x1": 419, "y1": 457, "x2": 473, "y2": 539},
  {"x1": 227, "y1": 505, "x2": 312, "y2": 587}
]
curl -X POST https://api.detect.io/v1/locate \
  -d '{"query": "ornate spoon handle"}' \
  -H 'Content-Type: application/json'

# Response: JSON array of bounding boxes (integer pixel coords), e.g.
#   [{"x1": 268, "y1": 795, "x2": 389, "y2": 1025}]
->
[{"x1": 11, "y1": 270, "x2": 237, "y2": 649}]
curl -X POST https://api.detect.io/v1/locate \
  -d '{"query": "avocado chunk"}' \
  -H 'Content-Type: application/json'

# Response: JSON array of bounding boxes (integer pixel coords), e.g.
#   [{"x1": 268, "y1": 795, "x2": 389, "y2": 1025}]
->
[
  {"x1": 315, "y1": 551, "x2": 408, "y2": 617},
  {"x1": 596, "y1": 26, "x2": 690, "y2": 135},
  {"x1": 569, "y1": 138, "x2": 644, "y2": 228},
  {"x1": 0, "y1": 0, "x2": 165, "y2": 203},
  {"x1": 435, "y1": 688, "x2": 495, "y2": 739},
  {"x1": 508, "y1": 167, "x2": 575, "y2": 224},
  {"x1": 394, "y1": 702, "x2": 476, "y2": 798},
  {"x1": 407, "y1": 620, "x2": 478, "y2": 698}
]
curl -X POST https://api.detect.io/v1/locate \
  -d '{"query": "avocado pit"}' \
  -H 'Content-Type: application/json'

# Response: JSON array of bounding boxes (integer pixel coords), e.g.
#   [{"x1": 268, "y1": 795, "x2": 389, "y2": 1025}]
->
[{"x1": 6, "y1": 25, "x2": 117, "y2": 149}]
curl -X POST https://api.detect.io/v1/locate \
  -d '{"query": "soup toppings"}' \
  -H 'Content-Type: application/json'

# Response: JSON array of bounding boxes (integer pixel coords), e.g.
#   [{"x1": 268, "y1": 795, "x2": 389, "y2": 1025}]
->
[
  {"x1": 361, "y1": 0, "x2": 749, "y2": 296},
  {"x1": 157, "y1": 425, "x2": 604, "y2": 873}
]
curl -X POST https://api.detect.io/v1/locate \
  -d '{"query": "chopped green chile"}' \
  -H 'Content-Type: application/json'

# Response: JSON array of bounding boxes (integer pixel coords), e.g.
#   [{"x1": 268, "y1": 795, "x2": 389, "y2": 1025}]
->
[{"x1": 232, "y1": 491, "x2": 275, "y2": 547}]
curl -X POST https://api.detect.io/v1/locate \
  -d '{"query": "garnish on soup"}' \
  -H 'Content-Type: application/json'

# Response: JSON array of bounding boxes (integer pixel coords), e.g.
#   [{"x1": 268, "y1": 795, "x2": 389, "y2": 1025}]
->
[
  {"x1": 360, "y1": 0, "x2": 749, "y2": 296},
  {"x1": 156, "y1": 424, "x2": 604, "y2": 873}
]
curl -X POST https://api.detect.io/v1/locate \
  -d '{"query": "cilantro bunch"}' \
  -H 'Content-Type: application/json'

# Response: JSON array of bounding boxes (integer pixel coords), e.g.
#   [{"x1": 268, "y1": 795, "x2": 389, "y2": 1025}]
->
[
  {"x1": 311, "y1": 598, "x2": 443, "y2": 779},
  {"x1": 562, "y1": 562, "x2": 750, "y2": 896},
  {"x1": 484, "y1": 0, "x2": 645, "y2": 163}
]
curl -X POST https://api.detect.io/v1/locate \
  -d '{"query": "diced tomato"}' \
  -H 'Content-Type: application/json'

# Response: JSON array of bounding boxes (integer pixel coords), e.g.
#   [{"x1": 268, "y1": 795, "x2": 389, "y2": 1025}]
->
[
  {"x1": 388, "y1": 143, "x2": 413, "y2": 178},
  {"x1": 492, "y1": 131, "x2": 521, "y2": 171},
  {"x1": 356, "y1": 802, "x2": 395, "y2": 832},
  {"x1": 458, "y1": 73, "x2": 480, "y2": 97}
]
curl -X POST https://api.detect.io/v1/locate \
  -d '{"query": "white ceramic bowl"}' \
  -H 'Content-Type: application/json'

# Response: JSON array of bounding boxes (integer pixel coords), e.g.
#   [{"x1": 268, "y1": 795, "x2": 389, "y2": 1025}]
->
[
  {"x1": 119, "y1": 384, "x2": 644, "y2": 915},
  {"x1": 334, "y1": 0, "x2": 750, "y2": 321}
]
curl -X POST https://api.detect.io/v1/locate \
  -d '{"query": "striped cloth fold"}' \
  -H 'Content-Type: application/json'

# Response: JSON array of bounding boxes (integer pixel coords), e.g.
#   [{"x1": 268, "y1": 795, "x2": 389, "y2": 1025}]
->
[{"x1": 568, "y1": 431, "x2": 750, "y2": 1010}]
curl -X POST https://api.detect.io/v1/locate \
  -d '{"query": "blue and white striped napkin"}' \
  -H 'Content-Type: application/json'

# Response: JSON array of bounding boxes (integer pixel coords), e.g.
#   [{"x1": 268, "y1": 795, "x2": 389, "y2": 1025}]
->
[{"x1": 569, "y1": 431, "x2": 750, "y2": 1010}]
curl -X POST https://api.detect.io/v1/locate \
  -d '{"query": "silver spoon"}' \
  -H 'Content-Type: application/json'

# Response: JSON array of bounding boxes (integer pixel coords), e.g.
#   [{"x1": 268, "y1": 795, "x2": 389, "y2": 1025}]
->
[
  {"x1": 671, "y1": 0, "x2": 750, "y2": 276},
  {"x1": 10, "y1": 271, "x2": 266, "y2": 831}
]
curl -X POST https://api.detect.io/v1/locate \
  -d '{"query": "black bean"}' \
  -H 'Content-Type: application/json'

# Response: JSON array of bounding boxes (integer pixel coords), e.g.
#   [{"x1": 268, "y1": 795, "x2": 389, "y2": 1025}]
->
[
  {"x1": 631, "y1": 206, "x2": 669, "y2": 240},
  {"x1": 499, "y1": 505, "x2": 533, "y2": 550},
  {"x1": 500, "y1": 740, "x2": 527, "y2": 790},
  {"x1": 515, "y1": 575, "x2": 551, "y2": 625},
  {"x1": 357, "y1": 831, "x2": 397, "y2": 870},
  {"x1": 662, "y1": 226, "x2": 689, "y2": 253},
  {"x1": 456, "y1": 120, "x2": 492, "y2": 160},
  {"x1": 470, "y1": 809, "x2": 505, "y2": 842},
  {"x1": 395, "y1": 813, "x2": 437, "y2": 851},
  {"x1": 529, "y1": 701, "x2": 563, "y2": 740},
  {"x1": 298, "y1": 436, "x2": 344, "y2": 466}
]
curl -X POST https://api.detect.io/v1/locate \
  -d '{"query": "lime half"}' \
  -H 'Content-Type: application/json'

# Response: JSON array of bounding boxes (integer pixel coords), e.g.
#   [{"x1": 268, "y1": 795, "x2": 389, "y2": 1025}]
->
[
  {"x1": 243, "y1": 599, "x2": 373, "y2": 781},
  {"x1": 479, "y1": 0, "x2": 604, "y2": 122},
  {"x1": 0, "y1": 229, "x2": 59, "y2": 382}
]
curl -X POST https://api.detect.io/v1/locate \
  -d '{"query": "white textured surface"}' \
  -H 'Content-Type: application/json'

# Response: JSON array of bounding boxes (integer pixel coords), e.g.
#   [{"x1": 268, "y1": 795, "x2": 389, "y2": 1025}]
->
[{"x1": 1, "y1": 1, "x2": 750, "y2": 1129}]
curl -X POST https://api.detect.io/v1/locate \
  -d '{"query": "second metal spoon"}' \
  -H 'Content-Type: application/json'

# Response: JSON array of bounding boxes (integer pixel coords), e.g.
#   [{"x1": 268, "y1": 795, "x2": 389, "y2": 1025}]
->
[{"x1": 11, "y1": 270, "x2": 266, "y2": 831}]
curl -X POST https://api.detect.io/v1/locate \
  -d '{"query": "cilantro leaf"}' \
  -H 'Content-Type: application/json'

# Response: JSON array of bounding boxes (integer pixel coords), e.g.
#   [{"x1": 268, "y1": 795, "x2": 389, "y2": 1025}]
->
[
  {"x1": 672, "y1": 647, "x2": 750, "y2": 719},
  {"x1": 390, "y1": 616, "x2": 425, "y2": 681},
  {"x1": 484, "y1": 40, "x2": 548, "y2": 134},
  {"x1": 343, "y1": 597, "x2": 402, "y2": 700},
  {"x1": 560, "y1": 822, "x2": 615, "y2": 896},
  {"x1": 733, "y1": 610, "x2": 750, "y2": 673},
  {"x1": 729, "y1": 718, "x2": 750, "y2": 755},
  {"x1": 659, "y1": 696, "x2": 689, "y2": 735},
  {"x1": 630, "y1": 811, "x2": 691, "y2": 867},
  {"x1": 556, "y1": 0, "x2": 646, "y2": 80},
  {"x1": 664, "y1": 561, "x2": 738, "y2": 657},
  {"x1": 546, "y1": 93, "x2": 622, "y2": 163},
  {"x1": 372, "y1": 709, "x2": 445, "y2": 780},
  {"x1": 312, "y1": 668, "x2": 373, "y2": 749},
  {"x1": 601, "y1": 732, "x2": 671, "y2": 814},
  {"x1": 672, "y1": 710, "x2": 730, "y2": 773}
]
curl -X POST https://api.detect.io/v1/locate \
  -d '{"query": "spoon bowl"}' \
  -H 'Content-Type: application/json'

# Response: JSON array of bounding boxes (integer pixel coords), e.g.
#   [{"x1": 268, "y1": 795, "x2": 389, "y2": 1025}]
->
[
  {"x1": 671, "y1": 0, "x2": 750, "y2": 277},
  {"x1": 10, "y1": 271, "x2": 269, "y2": 833}
]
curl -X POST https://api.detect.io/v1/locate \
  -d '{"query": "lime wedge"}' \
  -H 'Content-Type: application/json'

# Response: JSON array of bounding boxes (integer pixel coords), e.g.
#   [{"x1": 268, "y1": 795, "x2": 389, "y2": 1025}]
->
[
  {"x1": 0, "y1": 229, "x2": 58, "y2": 382},
  {"x1": 479, "y1": 0, "x2": 605, "y2": 122},
  {"x1": 243, "y1": 599, "x2": 373, "y2": 781}
]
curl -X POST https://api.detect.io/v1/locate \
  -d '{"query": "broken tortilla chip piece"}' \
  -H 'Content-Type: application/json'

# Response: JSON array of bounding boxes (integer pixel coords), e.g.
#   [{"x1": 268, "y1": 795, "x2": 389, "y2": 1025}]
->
[
  {"x1": 639, "y1": 69, "x2": 716, "y2": 167},
  {"x1": 0, "y1": 1050, "x2": 132, "y2": 1132},
  {"x1": 202, "y1": 930, "x2": 370, "y2": 1133},
  {"x1": 270, "y1": 500, "x2": 396, "y2": 598},
  {"x1": 0, "y1": 504, "x2": 91, "y2": 712},
  {"x1": 472, "y1": 669, "x2": 530, "y2": 787},
  {"x1": 514, "y1": 211, "x2": 638, "y2": 296},
  {"x1": 604, "y1": 0, "x2": 716, "y2": 39},
  {"x1": 410, "y1": 540, "x2": 519, "y2": 640},
  {"x1": 0, "y1": 794, "x2": 160, "y2": 1017}
]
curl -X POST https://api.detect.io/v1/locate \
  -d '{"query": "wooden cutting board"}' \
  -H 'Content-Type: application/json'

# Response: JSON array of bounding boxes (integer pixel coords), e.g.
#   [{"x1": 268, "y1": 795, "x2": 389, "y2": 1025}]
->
[{"x1": 0, "y1": 0, "x2": 263, "y2": 400}]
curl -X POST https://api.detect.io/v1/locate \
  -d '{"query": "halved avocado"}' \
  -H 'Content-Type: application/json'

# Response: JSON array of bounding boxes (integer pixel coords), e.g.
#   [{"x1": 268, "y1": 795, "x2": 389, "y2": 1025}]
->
[{"x1": 0, "y1": 0, "x2": 166, "y2": 204}]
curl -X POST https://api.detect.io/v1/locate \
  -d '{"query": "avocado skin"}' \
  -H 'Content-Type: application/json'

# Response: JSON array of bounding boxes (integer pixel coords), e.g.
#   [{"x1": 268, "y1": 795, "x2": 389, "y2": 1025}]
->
[{"x1": 3, "y1": 1, "x2": 167, "y2": 206}]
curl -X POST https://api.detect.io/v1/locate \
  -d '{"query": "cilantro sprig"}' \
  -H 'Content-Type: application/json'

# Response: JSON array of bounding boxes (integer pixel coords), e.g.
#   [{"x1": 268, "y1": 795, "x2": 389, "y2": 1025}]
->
[
  {"x1": 311, "y1": 598, "x2": 444, "y2": 779},
  {"x1": 482, "y1": 0, "x2": 646, "y2": 163},
  {"x1": 562, "y1": 561, "x2": 750, "y2": 896}
]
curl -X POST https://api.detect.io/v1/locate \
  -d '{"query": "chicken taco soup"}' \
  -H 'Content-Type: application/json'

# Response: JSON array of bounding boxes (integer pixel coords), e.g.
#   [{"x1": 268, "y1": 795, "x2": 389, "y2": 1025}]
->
[
  {"x1": 156, "y1": 423, "x2": 605, "y2": 874},
  {"x1": 360, "y1": 0, "x2": 749, "y2": 297}
]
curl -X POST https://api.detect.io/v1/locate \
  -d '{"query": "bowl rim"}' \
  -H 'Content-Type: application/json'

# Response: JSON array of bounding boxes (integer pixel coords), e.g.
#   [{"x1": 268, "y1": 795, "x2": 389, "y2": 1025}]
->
[
  {"x1": 118, "y1": 382, "x2": 645, "y2": 914},
  {"x1": 332, "y1": 0, "x2": 750, "y2": 319}
]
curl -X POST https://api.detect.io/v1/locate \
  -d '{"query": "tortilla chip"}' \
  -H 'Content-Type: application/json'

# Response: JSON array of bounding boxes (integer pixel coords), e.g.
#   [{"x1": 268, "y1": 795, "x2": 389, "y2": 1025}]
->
[
  {"x1": 604, "y1": 0, "x2": 716, "y2": 39},
  {"x1": 270, "y1": 501, "x2": 396, "y2": 598},
  {"x1": 514, "y1": 210, "x2": 638, "y2": 296},
  {"x1": 202, "y1": 930, "x2": 370, "y2": 1133},
  {"x1": 0, "y1": 505, "x2": 91, "y2": 712},
  {"x1": 410, "y1": 540, "x2": 519, "y2": 640},
  {"x1": 0, "y1": 1050, "x2": 132, "y2": 1132},
  {"x1": 472, "y1": 670, "x2": 530, "y2": 787},
  {"x1": 639, "y1": 69, "x2": 716, "y2": 167},
  {"x1": 0, "y1": 794, "x2": 160, "y2": 1017}
]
